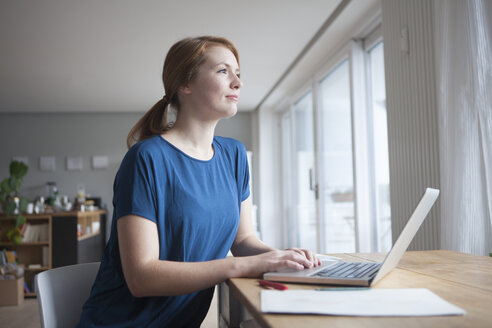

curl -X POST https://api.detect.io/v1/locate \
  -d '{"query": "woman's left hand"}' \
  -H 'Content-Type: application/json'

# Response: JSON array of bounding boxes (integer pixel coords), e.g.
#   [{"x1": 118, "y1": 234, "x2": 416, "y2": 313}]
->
[{"x1": 285, "y1": 248, "x2": 322, "y2": 267}]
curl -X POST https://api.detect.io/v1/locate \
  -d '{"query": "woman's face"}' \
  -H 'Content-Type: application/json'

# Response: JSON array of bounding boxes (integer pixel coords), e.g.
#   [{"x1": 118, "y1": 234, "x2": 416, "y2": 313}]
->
[{"x1": 184, "y1": 45, "x2": 242, "y2": 120}]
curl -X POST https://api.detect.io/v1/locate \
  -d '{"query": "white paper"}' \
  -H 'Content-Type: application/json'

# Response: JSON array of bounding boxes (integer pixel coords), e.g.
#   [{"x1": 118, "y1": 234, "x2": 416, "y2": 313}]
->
[
  {"x1": 67, "y1": 156, "x2": 83, "y2": 171},
  {"x1": 40, "y1": 156, "x2": 56, "y2": 171},
  {"x1": 92, "y1": 155, "x2": 108, "y2": 169},
  {"x1": 261, "y1": 288, "x2": 466, "y2": 317}
]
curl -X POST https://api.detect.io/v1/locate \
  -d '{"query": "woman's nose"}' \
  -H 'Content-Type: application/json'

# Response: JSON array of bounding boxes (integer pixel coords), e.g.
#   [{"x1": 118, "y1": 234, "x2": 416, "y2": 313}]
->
[{"x1": 231, "y1": 75, "x2": 243, "y2": 89}]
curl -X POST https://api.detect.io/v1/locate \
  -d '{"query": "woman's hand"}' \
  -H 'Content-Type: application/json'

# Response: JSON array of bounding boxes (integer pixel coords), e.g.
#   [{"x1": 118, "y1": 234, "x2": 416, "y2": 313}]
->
[
  {"x1": 286, "y1": 247, "x2": 322, "y2": 267},
  {"x1": 235, "y1": 248, "x2": 321, "y2": 278}
]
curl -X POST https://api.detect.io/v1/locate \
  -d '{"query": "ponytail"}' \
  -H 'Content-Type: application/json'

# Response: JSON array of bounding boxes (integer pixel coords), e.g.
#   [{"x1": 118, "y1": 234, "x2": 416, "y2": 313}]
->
[{"x1": 126, "y1": 97, "x2": 171, "y2": 149}]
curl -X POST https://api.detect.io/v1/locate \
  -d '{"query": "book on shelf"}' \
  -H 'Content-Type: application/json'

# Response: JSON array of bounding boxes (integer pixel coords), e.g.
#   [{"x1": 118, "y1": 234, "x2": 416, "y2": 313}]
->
[
  {"x1": 20, "y1": 223, "x2": 49, "y2": 243},
  {"x1": 42, "y1": 246, "x2": 49, "y2": 267},
  {"x1": 92, "y1": 221, "x2": 100, "y2": 234},
  {"x1": 5, "y1": 250, "x2": 16, "y2": 263},
  {"x1": 23, "y1": 281, "x2": 31, "y2": 294},
  {"x1": 19, "y1": 223, "x2": 28, "y2": 237},
  {"x1": 39, "y1": 223, "x2": 49, "y2": 241},
  {"x1": 27, "y1": 264, "x2": 42, "y2": 269},
  {"x1": 0, "y1": 250, "x2": 6, "y2": 265},
  {"x1": 20, "y1": 223, "x2": 31, "y2": 243}
]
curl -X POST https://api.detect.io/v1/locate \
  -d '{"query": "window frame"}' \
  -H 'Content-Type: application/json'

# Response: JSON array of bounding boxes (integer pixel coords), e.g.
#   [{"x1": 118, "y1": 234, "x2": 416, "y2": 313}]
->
[
  {"x1": 278, "y1": 19, "x2": 386, "y2": 253},
  {"x1": 279, "y1": 85, "x2": 316, "y2": 249},
  {"x1": 280, "y1": 107, "x2": 295, "y2": 249},
  {"x1": 313, "y1": 47, "x2": 352, "y2": 253},
  {"x1": 364, "y1": 26, "x2": 390, "y2": 252}
]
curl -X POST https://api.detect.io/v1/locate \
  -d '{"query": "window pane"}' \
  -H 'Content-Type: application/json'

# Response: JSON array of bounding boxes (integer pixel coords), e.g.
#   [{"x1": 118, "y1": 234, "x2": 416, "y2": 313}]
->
[
  {"x1": 319, "y1": 60, "x2": 356, "y2": 253},
  {"x1": 293, "y1": 92, "x2": 317, "y2": 251},
  {"x1": 368, "y1": 42, "x2": 391, "y2": 251},
  {"x1": 281, "y1": 112, "x2": 296, "y2": 248}
]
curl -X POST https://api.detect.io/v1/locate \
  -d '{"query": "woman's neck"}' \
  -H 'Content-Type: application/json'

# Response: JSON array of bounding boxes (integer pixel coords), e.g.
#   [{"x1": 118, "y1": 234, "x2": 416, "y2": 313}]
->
[{"x1": 162, "y1": 117, "x2": 217, "y2": 161}]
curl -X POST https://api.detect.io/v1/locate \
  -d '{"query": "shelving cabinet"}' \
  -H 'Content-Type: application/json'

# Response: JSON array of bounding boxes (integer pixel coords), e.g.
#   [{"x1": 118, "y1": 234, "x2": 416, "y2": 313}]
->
[
  {"x1": 0, "y1": 215, "x2": 51, "y2": 297},
  {"x1": 51, "y1": 210, "x2": 107, "y2": 268},
  {"x1": 0, "y1": 210, "x2": 106, "y2": 297}
]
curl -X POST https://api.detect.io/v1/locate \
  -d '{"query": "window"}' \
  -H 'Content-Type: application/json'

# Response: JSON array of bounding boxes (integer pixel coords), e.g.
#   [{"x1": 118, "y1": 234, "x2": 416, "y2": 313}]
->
[
  {"x1": 281, "y1": 111, "x2": 295, "y2": 247},
  {"x1": 279, "y1": 26, "x2": 391, "y2": 253},
  {"x1": 293, "y1": 92, "x2": 317, "y2": 251},
  {"x1": 280, "y1": 92, "x2": 317, "y2": 250},
  {"x1": 318, "y1": 60, "x2": 356, "y2": 252},
  {"x1": 367, "y1": 42, "x2": 391, "y2": 251}
]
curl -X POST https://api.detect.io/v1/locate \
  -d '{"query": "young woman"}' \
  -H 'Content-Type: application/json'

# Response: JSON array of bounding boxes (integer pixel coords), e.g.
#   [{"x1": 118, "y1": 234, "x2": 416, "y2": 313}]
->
[{"x1": 78, "y1": 36, "x2": 320, "y2": 327}]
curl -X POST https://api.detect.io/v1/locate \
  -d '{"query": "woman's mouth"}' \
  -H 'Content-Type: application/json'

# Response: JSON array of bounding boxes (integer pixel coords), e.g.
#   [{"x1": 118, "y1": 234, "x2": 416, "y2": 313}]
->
[{"x1": 226, "y1": 95, "x2": 239, "y2": 102}]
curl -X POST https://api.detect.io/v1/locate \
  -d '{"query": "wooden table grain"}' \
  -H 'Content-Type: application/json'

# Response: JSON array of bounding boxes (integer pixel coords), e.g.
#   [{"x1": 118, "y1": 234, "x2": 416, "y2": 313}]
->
[{"x1": 220, "y1": 250, "x2": 492, "y2": 328}]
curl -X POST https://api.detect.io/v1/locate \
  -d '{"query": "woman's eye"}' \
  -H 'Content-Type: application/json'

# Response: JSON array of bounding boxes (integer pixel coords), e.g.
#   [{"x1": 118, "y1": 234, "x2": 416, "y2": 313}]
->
[{"x1": 218, "y1": 68, "x2": 227, "y2": 74}]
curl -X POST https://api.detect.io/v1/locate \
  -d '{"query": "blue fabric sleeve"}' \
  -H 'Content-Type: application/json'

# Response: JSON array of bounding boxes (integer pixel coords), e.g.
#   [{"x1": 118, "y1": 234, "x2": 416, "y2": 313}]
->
[
  {"x1": 112, "y1": 146, "x2": 158, "y2": 222},
  {"x1": 238, "y1": 142, "x2": 250, "y2": 202}
]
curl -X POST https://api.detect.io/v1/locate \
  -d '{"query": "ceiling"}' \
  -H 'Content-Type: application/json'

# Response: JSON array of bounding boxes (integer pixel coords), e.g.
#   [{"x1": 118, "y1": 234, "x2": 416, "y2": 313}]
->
[{"x1": 0, "y1": 0, "x2": 342, "y2": 113}]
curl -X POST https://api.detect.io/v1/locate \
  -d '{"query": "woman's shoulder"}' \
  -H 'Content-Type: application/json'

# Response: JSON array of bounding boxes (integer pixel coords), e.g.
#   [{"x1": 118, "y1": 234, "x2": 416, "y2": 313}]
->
[
  {"x1": 214, "y1": 136, "x2": 246, "y2": 153},
  {"x1": 125, "y1": 135, "x2": 167, "y2": 161}
]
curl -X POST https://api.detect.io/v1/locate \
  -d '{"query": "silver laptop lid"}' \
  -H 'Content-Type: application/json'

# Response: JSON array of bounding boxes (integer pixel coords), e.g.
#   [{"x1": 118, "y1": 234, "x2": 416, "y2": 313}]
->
[{"x1": 371, "y1": 188, "x2": 440, "y2": 285}]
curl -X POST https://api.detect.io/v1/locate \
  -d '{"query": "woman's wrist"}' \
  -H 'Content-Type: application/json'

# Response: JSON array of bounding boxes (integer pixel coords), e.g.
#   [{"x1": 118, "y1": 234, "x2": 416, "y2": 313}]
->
[
  {"x1": 226, "y1": 255, "x2": 257, "y2": 278},
  {"x1": 226, "y1": 256, "x2": 245, "y2": 278}
]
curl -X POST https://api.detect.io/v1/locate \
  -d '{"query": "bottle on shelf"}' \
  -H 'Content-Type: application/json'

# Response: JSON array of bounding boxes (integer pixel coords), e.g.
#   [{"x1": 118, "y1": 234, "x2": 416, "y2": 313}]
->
[{"x1": 75, "y1": 184, "x2": 86, "y2": 211}]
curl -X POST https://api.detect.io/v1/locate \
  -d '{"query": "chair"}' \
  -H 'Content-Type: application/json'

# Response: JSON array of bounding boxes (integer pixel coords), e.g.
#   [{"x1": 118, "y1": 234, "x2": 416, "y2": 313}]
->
[{"x1": 35, "y1": 262, "x2": 100, "y2": 328}]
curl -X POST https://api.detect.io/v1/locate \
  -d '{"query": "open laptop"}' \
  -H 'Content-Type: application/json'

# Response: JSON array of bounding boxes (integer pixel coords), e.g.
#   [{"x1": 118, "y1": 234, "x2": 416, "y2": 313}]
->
[{"x1": 263, "y1": 188, "x2": 440, "y2": 287}]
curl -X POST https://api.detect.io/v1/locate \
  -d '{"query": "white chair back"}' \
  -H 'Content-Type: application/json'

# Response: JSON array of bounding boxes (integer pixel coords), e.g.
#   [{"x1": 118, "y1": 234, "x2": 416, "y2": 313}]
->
[{"x1": 35, "y1": 262, "x2": 100, "y2": 328}]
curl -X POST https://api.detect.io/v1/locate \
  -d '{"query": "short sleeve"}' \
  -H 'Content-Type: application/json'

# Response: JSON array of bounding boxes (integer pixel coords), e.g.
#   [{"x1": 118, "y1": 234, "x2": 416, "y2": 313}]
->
[
  {"x1": 112, "y1": 147, "x2": 157, "y2": 222},
  {"x1": 238, "y1": 143, "x2": 250, "y2": 202}
]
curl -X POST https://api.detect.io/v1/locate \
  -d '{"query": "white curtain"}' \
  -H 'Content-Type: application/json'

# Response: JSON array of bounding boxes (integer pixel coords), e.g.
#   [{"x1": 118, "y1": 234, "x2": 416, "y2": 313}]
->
[{"x1": 434, "y1": 0, "x2": 492, "y2": 255}]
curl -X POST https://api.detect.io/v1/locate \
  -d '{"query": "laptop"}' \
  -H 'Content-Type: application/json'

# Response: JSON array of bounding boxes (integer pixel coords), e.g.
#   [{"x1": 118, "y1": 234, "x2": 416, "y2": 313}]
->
[{"x1": 263, "y1": 188, "x2": 440, "y2": 287}]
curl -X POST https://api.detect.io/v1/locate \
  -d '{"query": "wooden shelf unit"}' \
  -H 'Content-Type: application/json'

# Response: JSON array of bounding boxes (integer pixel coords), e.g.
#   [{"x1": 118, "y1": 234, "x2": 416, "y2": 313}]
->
[
  {"x1": 0, "y1": 241, "x2": 50, "y2": 246},
  {"x1": 0, "y1": 210, "x2": 106, "y2": 298},
  {"x1": 77, "y1": 211, "x2": 102, "y2": 240},
  {"x1": 0, "y1": 214, "x2": 51, "y2": 298}
]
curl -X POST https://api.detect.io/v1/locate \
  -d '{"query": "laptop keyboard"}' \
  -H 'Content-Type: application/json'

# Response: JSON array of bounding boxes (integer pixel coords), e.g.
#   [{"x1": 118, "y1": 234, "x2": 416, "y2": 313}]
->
[{"x1": 313, "y1": 262, "x2": 382, "y2": 279}]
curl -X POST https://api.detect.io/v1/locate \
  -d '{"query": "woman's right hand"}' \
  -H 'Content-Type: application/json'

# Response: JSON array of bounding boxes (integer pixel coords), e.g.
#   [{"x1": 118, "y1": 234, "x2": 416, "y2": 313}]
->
[{"x1": 235, "y1": 249, "x2": 315, "y2": 278}]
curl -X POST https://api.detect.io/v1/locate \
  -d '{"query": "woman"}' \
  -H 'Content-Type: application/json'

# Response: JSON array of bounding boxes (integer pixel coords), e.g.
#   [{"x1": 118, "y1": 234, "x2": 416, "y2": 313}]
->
[{"x1": 78, "y1": 36, "x2": 320, "y2": 327}]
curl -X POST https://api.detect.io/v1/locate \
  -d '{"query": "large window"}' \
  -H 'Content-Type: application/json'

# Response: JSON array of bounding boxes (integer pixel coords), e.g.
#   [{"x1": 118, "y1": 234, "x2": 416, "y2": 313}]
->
[
  {"x1": 280, "y1": 28, "x2": 390, "y2": 253},
  {"x1": 281, "y1": 93, "x2": 317, "y2": 250},
  {"x1": 319, "y1": 60, "x2": 356, "y2": 252},
  {"x1": 293, "y1": 92, "x2": 317, "y2": 251},
  {"x1": 281, "y1": 111, "x2": 295, "y2": 247},
  {"x1": 367, "y1": 42, "x2": 391, "y2": 251}
]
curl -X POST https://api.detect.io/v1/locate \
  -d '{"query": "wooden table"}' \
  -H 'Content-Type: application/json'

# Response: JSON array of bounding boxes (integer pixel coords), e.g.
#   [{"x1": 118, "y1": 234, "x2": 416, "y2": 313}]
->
[{"x1": 218, "y1": 250, "x2": 492, "y2": 327}]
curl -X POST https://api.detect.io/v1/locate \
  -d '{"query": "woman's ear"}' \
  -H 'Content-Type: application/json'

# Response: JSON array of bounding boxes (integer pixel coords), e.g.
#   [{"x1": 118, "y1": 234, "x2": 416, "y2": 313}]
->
[{"x1": 179, "y1": 84, "x2": 192, "y2": 95}]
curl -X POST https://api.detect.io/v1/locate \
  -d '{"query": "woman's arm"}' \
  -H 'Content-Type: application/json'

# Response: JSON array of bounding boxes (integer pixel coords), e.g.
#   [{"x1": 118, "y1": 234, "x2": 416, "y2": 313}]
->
[
  {"x1": 118, "y1": 212, "x2": 314, "y2": 297},
  {"x1": 231, "y1": 197, "x2": 321, "y2": 265},
  {"x1": 230, "y1": 197, "x2": 274, "y2": 256}
]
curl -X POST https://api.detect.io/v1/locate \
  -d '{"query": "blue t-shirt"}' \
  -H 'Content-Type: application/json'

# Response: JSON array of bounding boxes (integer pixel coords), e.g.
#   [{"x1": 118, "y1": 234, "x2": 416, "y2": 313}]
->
[{"x1": 78, "y1": 135, "x2": 250, "y2": 327}]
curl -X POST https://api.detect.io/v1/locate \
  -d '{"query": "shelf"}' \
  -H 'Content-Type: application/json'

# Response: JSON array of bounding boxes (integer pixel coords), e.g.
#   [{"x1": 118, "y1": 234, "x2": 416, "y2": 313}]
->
[
  {"x1": 0, "y1": 215, "x2": 50, "y2": 220},
  {"x1": 78, "y1": 232, "x2": 100, "y2": 241},
  {"x1": 0, "y1": 241, "x2": 49, "y2": 246},
  {"x1": 25, "y1": 266, "x2": 49, "y2": 272},
  {"x1": 1, "y1": 210, "x2": 106, "y2": 298}
]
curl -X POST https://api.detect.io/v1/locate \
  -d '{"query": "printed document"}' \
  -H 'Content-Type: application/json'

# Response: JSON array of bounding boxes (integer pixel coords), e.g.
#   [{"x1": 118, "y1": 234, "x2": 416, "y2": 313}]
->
[{"x1": 261, "y1": 288, "x2": 465, "y2": 316}]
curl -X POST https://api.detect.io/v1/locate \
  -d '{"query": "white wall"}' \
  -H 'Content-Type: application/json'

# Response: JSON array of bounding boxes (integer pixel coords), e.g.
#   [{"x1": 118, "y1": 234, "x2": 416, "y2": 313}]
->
[{"x1": 0, "y1": 112, "x2": 252, "y2": 241}]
